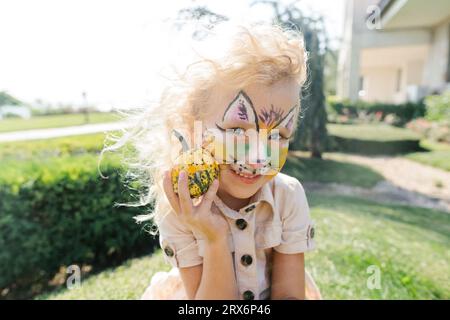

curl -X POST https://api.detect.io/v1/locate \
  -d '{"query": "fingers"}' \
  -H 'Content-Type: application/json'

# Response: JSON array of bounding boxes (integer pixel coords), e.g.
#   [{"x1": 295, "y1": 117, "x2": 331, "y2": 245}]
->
[
  {"x1": 163, "y1": 170, "x2": 180, "y2": 214},
  {"x1": 178, "y1": 171, "x2": 193, "y2": 215},
  {"x1": 200, "y1": 179, "x2": 219, "y2": 210}
]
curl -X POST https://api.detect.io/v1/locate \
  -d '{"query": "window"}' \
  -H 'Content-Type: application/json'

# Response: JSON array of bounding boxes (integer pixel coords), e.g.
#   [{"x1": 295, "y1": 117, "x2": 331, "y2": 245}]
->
[
  {"x1": 396, "y1": 69, "x2": 402, "y2": 92},
  {"x1": 447, "y1": 24, "x2": 450, "y2": 83},
  {"x1": 358, "y1": 76, "x2": 366, "y2": 98}
]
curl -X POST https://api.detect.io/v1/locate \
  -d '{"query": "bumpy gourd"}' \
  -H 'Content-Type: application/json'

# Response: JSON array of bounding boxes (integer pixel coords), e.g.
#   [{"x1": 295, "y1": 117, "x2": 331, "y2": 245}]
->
[{"x1": 171, "y1": 129, "x2": 219, "y2": 199}]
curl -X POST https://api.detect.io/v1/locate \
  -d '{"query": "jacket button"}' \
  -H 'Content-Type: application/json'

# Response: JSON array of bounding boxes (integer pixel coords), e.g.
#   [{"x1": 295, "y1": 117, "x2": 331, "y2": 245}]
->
[
  {"x1": 310, "y1": 227, "x2": 315, "y2": 239},
  {"x1": 244, "y1": 205, "x2": 256, "y2": 213},
  {"x1": 236, "y1": 219, "x2": 247, "y2": 230},
  {"x1": 164, "y1": 246, "x2": 174, "y2": 257},
  {"x1": 241, "y1": 254, "x2": 253, "y2": 266},
  {"x1": 243, "y1": 290, "x2": 255, "y2": 300}
]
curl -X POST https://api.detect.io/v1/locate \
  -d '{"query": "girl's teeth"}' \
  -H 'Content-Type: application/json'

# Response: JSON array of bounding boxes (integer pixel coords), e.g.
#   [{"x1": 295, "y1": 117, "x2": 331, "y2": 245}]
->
[
  {"x1": 232, "y1": 168, "x2": 258, "y2": 178},
  {"x1": 238, "y1": 172, "x2": 255, "y2": 178}
]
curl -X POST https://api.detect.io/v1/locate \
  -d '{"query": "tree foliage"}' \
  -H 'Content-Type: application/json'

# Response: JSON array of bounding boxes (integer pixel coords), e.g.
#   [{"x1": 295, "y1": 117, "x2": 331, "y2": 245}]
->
[
  {"x1": 177, "y1": 1, "x2": 329, "y2": 158},
  {"x1": 0, "y1": 91, "x2": 23, "y2": 107},
  {"x1": 253, "y1": 1, "x2": 328, "y2": 158}
]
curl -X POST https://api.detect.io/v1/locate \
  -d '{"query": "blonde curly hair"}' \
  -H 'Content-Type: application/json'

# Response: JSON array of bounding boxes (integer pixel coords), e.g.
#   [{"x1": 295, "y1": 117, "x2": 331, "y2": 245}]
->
[{"x1": 101, "y1": 21, "x2": 308, "y2": 231}]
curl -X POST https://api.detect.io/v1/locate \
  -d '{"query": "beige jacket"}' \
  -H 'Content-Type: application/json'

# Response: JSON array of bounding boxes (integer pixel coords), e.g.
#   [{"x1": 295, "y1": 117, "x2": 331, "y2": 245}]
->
[{"x1": 158, "y1": 172, "x2": 316, "y2": 300}]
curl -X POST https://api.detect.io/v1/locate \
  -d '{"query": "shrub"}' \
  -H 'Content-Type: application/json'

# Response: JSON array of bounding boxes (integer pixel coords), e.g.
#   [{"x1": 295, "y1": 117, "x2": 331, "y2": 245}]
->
[
  {"x1": 327, "y1": 97, "x2": 426, "y2": 126},
  {"x1": 424, "y1": 91, "x2": 450, "y2": 122},
  {"x1": 326, "y1": 123, "x2": 423, "y2": 155},
  {"x1": 406, "y1": 118, "x2": 450, "y2": 144},
  {"x1": 0, "y1": 154, "x2": 156, "y2": 299}
]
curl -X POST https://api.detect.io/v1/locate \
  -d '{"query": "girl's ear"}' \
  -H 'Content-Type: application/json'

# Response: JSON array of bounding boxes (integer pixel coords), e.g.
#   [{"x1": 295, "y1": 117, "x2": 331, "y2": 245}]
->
[{"x1": 222, "y1": 90, "x2": 258, "y2": 129}]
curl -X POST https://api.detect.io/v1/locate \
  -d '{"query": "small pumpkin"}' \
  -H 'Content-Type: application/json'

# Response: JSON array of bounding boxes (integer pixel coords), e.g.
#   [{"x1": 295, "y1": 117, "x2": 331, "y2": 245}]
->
[{"x1": 171, "y1": 130, "x2": 219, "y2": 198}]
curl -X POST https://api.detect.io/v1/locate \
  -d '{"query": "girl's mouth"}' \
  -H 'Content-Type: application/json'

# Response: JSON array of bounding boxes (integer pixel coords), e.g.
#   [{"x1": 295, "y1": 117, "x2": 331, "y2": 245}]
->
[{"x1": 229, "y1": 166, "x2": 262, "y2": 184}]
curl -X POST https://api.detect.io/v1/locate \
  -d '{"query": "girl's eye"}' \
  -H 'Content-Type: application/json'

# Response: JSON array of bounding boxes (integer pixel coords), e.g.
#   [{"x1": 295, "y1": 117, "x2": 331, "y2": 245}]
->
[
  {"x1": 269, "y1": 131, "x2": 281, "y2": 140},
  {"x1": 269, "y1": 131, "x2": 289, "y2": 141},
  {"x1": 232, "y1": 128, "x2": 246, "y2": 136}
]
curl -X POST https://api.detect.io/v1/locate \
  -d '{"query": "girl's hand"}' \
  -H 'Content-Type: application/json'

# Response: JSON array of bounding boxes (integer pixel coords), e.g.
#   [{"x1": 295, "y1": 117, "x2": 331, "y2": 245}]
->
[{"x1": 163, "y1": 170, "x2": 229, "y2": 243}]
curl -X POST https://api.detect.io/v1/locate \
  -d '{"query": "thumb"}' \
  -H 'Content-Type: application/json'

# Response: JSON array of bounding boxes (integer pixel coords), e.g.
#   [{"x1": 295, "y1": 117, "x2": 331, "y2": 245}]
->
[{"x1": 200, "y1": 179, "x2": 219, "y2": 209}]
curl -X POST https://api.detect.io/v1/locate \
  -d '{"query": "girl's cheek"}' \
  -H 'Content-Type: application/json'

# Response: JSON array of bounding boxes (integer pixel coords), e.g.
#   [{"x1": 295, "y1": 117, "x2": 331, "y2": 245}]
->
[
  {"x1": 207, "y1": 133, "x2": 248, "y2": 164},
  {"x1": 207, "y1": 136, "x2": 229, "y2": 164},
  {"x1": 235, "y1": 136, "x2": 248, "y2": 162},
  {"x1": 268, "y1": 141, "x2": 288, "y2": 171},
  {"x1": 278, "y1": 144, "x2": 289, "y2": 169}
]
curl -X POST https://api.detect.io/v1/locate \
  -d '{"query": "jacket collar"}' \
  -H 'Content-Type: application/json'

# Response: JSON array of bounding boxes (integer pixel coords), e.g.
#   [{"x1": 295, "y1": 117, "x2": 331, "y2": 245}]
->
[{"x1": 213, "y1": 178, "x2": 276, "y2": 220}]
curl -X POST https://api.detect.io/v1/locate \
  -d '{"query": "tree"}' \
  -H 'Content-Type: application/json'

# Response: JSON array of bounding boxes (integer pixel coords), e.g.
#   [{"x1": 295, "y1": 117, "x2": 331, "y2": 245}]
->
[
  {"x1": 0, "y1": 91, "x2": 23, "y2": 107},
  {"x1": 253, "y1": 1, "x2": 328, "y2": 158},
  {"x1": 176, "y1": 6, "x2": 228, "y2": 40},
  {"x1": 177, "y1": 1, "x2": 329, "y2": 158},
  {"x1": 324, "y1": 49, "x2": 338, "y2": 96}
]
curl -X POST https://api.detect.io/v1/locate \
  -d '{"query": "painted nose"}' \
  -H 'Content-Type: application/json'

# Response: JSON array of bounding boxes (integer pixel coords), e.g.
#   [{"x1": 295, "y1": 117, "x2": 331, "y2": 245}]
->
[
  {"x1": 248, "y1": 137, "x2": 268, "y2": 169},
  {"x1": 248, "y1": 161, "x2": 265, "y2": 169}
]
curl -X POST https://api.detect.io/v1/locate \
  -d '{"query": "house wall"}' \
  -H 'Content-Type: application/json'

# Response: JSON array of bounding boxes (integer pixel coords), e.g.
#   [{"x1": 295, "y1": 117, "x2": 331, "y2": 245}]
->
[
  {"x1": 423, "y1": 18, "x2": 450, "y2": 92},
  {"x1": 359, "y1": 45, "x2": 428, "y2": 103},
  {"x1": 337, "y1": 0, "x2": 450, "y2": 103},
  {"x1": 360, "y1": 67, "x2": 401, "y2": 102}
]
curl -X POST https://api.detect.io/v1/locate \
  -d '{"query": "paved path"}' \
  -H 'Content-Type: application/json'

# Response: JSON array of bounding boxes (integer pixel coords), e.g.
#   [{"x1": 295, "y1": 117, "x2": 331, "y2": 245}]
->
[
  {"x1": 304, "y1": 181, "x2": 450, "y2": 212},
  {"x1": 0, "y1": 122, "x2": 128, "y2": 142},
  {"x1": 327, "y1": 153, "x2": 450, "y2": 204},
  {"x1": 299, "y1": 152, "x2": 450, "y2": 212}
]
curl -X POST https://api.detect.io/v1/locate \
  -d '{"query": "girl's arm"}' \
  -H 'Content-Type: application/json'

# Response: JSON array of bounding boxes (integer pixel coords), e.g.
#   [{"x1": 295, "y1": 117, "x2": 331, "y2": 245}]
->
[
  {"x1": 180, "y1": 238, "x2": 238, "y2": 300},
  {"x1": 163, "y1": 170, "x2": 238, "y2": 299},
  {"x1": 270, "y1": 251, "x2": 305, "y2": 300}
]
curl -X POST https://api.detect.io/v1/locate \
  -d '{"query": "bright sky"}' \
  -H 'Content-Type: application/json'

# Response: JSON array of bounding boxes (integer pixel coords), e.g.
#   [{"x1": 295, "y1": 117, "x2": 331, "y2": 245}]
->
[{"x1": 0, "y1": 0, "x2": 345, "y2": 110}]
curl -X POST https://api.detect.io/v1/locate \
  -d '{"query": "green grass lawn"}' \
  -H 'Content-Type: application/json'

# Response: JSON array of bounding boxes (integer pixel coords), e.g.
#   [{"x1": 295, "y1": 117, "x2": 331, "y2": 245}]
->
[
  {"x1": 406, "y1": 139, "x2": 450, "y2": 172},
  {"x1": 39, "y1": 192, "x2": 449, "y2": 300},
  {"x1": 0, "y1": 132, "x2": 108, "y2": 160},
  {"x1": 327, "y1": 123, "x2": 423, "y2": 155},
  {"x1": 0, "y1": 112, "x2": 121, "y2": 133},
  {"x1": 283, "y1": 152, "x2": 384, "y2": 188},
  {"x1": 5, "y1": 124, "x2": 448, "y2": 300},
  {"x1": 328, "y1": 123, "x2": 450, "y2": 167},
  {"x1": 36, "y1": 251, "x2": 169, "y2": 300},
  {"x1": 327, "y1": 123, "x2": 421, "y2": 141},
  {"x1": 306, "y1": 193, "x2": 449, "y2": 299}
]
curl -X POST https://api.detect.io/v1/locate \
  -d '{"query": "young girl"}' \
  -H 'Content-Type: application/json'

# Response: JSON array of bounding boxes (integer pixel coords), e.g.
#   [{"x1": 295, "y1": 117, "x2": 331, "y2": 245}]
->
[{"x1": 117, "y1": 22, "x2": 320, "y2": 300}]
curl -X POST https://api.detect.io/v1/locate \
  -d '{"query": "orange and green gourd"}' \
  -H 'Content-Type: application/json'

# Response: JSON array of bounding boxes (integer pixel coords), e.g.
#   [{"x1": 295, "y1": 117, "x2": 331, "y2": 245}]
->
[{"x1": 171, "y1": 130, "x2": 219, "y2": 198}]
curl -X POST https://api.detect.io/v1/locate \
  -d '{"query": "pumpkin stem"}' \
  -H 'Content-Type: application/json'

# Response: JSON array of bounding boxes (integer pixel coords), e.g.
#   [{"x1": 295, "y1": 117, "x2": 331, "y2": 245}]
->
[{"x1": 172, "y1": 129, "x2": 190, "y2": 152}]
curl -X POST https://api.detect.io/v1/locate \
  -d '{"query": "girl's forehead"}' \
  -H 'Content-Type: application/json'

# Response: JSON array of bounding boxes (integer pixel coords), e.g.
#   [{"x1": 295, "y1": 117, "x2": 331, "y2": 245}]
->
[{"x1": 205, "y1": 79, "x2": 300, "y2": 125}]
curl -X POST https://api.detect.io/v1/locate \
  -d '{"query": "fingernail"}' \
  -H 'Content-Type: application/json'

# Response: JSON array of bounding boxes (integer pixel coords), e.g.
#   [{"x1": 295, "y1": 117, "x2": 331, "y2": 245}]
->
[{"x1": 179, "y1": 171, "x2": 186, "y2": 179}]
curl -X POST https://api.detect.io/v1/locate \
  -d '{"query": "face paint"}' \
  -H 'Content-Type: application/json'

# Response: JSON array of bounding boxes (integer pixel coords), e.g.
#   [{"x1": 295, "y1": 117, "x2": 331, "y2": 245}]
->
[
  {"x1": 258, "y1": 105, "x2": 286, "y2": 130},
  {"x1": 222, "y1": 90, "x2": 258, "y2": 128},
  {"x1": 212, "y1": 90, "x2": 298, "y2": 176},
  {"x1": 277, "y1": 106, "x2": 296, "y2": 132}
]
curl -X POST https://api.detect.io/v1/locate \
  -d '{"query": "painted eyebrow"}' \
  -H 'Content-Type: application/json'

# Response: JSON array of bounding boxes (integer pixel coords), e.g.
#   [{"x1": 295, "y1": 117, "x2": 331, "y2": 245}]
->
[
  {"x1": 272, "y1": 104, "x2": 298, "y2": 128},
  {"x1": 216, "y1": 119, "x2": 257, "y2": 128},
  {"x1": 216, "y1": 122, "x2": 293, "y2": 139}
]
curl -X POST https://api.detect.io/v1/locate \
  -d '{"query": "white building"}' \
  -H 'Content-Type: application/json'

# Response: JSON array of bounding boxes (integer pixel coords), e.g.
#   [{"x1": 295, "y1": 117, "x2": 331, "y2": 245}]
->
[
  {"x1": 337, "y1": 0, "x2": 450, "y2": 103},
  {"x1": 0, "y1": 105, "x2": 31, "y2": 119}
]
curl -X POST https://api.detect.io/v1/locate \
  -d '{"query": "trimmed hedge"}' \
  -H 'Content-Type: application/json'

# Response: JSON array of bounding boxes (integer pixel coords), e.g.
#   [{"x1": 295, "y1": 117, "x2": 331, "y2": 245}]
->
[
  {"x1": 326, "y1": 123, "x2": 424, "y2": 155},
  {"x1": 328, "y1": 136, "x2": 423, "y2": 155},
  {"x1": 327, "y1": 98, "x2": 426, "y2": 125},
  {"x1": 0, "y1": 154, "x2": 156, "y2": 299},
  {"x1": 424, "y1": 92, "x2": 450, "y2": 122}
]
